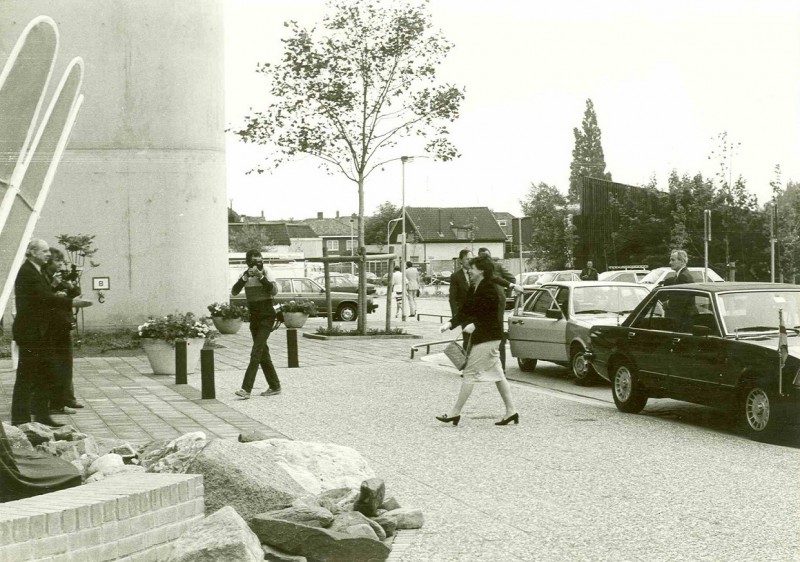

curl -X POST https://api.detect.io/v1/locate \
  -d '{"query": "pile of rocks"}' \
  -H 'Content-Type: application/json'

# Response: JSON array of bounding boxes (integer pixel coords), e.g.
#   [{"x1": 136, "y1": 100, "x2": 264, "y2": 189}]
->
[
  {"x1": 4, "y1": 424, "x2": 424, "y2": 561},
  {"x1": 3, "y1": 421, "x2": 144, "y2": 482}
]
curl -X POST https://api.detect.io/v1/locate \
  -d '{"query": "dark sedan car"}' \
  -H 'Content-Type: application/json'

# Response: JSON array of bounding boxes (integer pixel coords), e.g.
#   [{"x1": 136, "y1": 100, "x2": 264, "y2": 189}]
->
[{"x1": 587, "y1": 283, "x2": 800, "y2": 441}]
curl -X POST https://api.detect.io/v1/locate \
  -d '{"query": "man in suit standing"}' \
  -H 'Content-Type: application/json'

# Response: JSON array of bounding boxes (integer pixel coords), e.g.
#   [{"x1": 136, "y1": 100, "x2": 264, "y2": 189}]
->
[
  {"x1": 11, "y1": 239, "x2": 79, "y2": 427},
  {"x1": 580, "y1": 260, "x2": 599, "y2": 280},
  {"x1": 477, "y1": 248, "x2": 523, "y2": 371},
  {"x1": 663, "y1": 249, "x2": 693, "y2": 285},
  {"x1": 449, "y1": 249, "x2": 473, "y2": 318}
]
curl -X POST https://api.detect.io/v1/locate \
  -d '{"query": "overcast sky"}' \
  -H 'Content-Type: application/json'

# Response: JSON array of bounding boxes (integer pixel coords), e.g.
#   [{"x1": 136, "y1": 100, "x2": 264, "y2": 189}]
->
[{"x1": 224, "y1": 0, "x2": 800, "y2": 220}]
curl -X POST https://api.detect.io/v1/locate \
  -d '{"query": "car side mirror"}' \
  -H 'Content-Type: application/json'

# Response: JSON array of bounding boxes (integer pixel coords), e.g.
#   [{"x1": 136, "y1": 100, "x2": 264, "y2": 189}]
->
[
  {"x1": 691, "y1": 325, "x2": 712, "y2": 337},
  {"x1": 545, "y1": 309, "x2": 563, "y2": 320}
]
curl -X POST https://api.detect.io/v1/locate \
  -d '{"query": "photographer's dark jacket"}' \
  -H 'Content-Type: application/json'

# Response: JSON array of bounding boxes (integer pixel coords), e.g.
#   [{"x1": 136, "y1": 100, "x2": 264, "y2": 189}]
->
[{"x1": 232, "y1": 272, "x2": 279, "y2": 320}]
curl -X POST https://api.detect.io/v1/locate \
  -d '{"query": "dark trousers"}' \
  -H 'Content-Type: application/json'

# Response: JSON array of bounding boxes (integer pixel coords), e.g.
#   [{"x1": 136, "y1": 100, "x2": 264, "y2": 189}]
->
[
  {"x1": 11, "y1": 341, "x2": 53, "y2": 423},
  {"x1": 241, "y1": 317, "x2": 280, "y2": 392},
  {"x1": 48, "y1": 329, "x2": 75, "y2": 409}
]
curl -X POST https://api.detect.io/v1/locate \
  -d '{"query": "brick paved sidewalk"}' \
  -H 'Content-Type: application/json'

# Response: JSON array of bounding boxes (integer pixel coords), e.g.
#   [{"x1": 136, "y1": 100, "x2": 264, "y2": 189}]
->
[{"x1": 0, "y1": 312, "x2": 447, "y2": 445}]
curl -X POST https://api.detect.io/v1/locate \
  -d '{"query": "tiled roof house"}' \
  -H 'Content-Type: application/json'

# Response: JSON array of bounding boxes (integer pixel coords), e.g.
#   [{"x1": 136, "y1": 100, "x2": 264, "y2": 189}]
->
[{"x1": 388, "y1": 207, "x2": 509, "y2": 266}]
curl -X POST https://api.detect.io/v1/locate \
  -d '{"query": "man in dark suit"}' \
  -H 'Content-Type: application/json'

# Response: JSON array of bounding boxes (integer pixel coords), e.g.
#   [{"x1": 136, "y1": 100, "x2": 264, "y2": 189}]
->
[
  {"x1": 580, "y1": 260, "x2": 599, "y2": 281},
  {"x1": 662, "y1": 249, "x2": 695, "y2": 331},
  {"x1": 11, "y1": 239, "x2": 77, "y2": 427},
  {"x1": 448, "y1": 249, "x2": 473, "y2": 317},
  {"x1": 477, "y1": 248, "x2": 523, "y2": 371},
  {"x1": 662, "y1": 249, "x2": 693, "y2": 285}
]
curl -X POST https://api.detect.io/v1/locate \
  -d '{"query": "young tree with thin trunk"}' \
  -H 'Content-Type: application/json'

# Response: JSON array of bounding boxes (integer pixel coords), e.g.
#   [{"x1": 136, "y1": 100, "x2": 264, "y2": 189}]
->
[{"x1": 233, "y1": 0, "x2": 464, "y2": 332}]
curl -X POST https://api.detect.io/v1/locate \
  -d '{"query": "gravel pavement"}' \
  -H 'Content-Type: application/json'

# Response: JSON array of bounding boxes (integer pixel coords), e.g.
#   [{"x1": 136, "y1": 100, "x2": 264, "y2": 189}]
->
[{"x1": 186, "y1": 296, "x2": 800, "y2": 562}]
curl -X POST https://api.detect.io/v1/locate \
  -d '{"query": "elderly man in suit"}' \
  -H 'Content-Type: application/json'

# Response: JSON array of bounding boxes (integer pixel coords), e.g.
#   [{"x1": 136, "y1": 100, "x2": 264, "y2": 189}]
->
[
  {"x1": 11, "y1": 239, "x2": 81, "y2": 427},
  {"x1": 663, "y1": 249, "x2": 694, "y2": 285}
]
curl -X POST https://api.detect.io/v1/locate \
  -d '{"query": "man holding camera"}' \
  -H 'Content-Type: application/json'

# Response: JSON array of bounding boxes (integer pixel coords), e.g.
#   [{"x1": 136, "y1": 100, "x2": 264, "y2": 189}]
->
[{"x1": 231, "y1": 249, "x2": 281, "y2": 399}]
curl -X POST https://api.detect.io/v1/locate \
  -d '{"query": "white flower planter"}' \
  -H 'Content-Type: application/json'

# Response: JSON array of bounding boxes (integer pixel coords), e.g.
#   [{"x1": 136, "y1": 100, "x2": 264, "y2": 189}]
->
[{"x1": 141, "y1": 337, "x2": 205, "y2": 375}]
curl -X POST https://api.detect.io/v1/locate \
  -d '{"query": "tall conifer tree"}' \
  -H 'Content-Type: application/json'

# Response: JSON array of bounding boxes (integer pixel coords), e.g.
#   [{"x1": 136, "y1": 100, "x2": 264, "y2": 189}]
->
[{"x1": 569, "y1": 99, "x2": 612, "y2": 203}]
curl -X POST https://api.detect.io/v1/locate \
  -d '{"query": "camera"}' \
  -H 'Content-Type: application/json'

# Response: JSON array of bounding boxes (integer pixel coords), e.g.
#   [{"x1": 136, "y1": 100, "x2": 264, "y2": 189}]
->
[{"x1": 253, "y1": 260, "x2": 264, "y2": 269}]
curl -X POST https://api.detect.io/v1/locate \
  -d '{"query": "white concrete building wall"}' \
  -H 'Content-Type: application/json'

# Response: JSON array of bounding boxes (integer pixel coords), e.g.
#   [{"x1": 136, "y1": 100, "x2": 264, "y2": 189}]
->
[{"x1": 3, "y1": 1, "x2": 228, "y2": 328}]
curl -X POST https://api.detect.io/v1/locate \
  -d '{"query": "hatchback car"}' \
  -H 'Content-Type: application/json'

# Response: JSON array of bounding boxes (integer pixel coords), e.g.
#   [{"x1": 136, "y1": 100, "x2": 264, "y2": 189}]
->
[
  {"x1": 508, "y1": 281, "x2": 650, "y2": 385},
  {"x1": 588, "y1": 283, "x2": 800, "y2": 441},
  {"x1": 231, "y1": 277, "x2": 377, "y2": 321},
  {"x1": 638, "y1": 266, "x2": 723, "y2": 288}
]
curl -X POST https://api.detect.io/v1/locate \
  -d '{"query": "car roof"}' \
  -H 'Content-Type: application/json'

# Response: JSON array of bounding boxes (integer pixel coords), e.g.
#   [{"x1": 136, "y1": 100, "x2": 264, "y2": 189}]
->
[
  {"x1": 535, "y1": 281, "x2": 647, "y2": 289},
  {"x1": 654, "y1": 282, "x2": 800, "y2": 293}
]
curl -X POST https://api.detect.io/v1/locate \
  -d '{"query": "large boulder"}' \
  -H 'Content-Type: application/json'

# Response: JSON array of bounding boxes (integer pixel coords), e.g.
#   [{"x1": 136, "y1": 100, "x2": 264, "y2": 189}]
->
[
  {"x1": 353, "y1": 478, "x2": 385, "y2": 517},
  {"x1": 17, "y1": 422, "x2": 54, "y2": 446},
  {"x1": 375, "y1": 508, "x2": 424, "y2": 530},
  {"x1": 246, "y1": 439, "x2": 374, "y2": 495},
  {"x1": 141, "y1": 432, "x2": 208, "y2": 473},
  {"x1": 330, "y1": 510, "x2": 386, "y2": 540},
  {"x1": 167, "y1": 505, "x2": 263, "y2": 562},
  {"x1": 249, "y1": 515, "x2": 390, "y2": 562},
  {"x1": 265, "y1": 504, "x2": 335, "y2": 528},
  {"x1": 185, "y1": 439, "x2": 306, "y2": 519},
  {"x1": 1, "y1": 423, "x2": 33, "y2": 451}
]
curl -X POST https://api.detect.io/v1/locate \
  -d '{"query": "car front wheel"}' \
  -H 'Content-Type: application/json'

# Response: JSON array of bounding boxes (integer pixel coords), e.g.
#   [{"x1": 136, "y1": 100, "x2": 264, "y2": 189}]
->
[
  {"x1": 517, "y1": 358, "x2": 537, "y2": 372},
  {"x1": 337, "y1": 304, "x2": 358, "y2": 322},
  {"x1": 611, "y1": 361, "x2": 648, "y2": 413},
  {"x1": 739, "y1": 383, "x2": 779, "y2": 442},
  {"x1": 570, "y1": 346, "x2": 597, "y2": 386}
]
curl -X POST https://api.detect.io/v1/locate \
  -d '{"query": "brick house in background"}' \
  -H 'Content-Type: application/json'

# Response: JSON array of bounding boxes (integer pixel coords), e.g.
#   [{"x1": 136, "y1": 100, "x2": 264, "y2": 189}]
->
[
  {"x1": 389, "y1": 206, "x2": 509, "y2": 273},
  {"x1": 492, "y1": 211, "x2": 517, "y2": 256},
  {"x1": 302, "y1": 212, "x2": 359, "y2": 257}
]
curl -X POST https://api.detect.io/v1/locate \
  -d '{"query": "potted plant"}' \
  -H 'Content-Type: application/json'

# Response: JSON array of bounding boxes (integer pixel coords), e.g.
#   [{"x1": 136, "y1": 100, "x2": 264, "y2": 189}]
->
[
  {"x1": 207, "y1": 302, "x2": 249, "y2": 334},
  {"x1": 279, "y1": 300, "x2": 317, "y2": 329},
  {"x1": 136, "y1": 312, "x2": 213, "y2": 375}
]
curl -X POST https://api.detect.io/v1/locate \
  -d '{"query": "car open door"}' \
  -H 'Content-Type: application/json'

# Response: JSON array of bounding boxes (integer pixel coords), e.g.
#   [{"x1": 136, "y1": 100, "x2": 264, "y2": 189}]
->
[{"x1": 508, "y1": 286, "x2": 569, "y2": 362}]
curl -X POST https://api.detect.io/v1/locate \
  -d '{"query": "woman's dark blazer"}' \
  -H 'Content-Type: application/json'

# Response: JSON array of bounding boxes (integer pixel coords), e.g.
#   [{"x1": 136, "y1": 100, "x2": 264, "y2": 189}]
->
[{"x1": 449, "y1": 278, "x2": 503, "y2": 346}]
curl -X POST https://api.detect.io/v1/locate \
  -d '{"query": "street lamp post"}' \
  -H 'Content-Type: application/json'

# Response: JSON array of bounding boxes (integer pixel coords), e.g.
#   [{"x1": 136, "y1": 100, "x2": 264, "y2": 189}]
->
[
  {"x1": 400, "y1": 156, "x2": 413, "y2": 321},
  {"x1": 350, "y1": 214, "x2": 355, "y2": 275}
]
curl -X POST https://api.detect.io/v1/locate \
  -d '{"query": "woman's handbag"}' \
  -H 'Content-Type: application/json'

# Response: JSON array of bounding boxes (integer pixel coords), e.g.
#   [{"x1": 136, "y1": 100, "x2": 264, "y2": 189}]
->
[{"x1": 444, "y1": 337, "x2": 471, "y2": 370}]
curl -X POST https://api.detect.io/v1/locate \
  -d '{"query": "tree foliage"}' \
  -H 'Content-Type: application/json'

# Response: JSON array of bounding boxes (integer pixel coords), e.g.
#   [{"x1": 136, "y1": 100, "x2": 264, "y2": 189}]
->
[
  {"x1": 568, "y1": 99, "x2": 612, "y2": 202},
  {"x1": 233, "y1": 0, "x2": 463, "y2": 331},
  {"x1": 228, "y1": 226, "x2": 274, "y2": 253},
  {"x1": 519, "y1": 182, "x2": 572, "y2": 269},
  {"x1": 364, "y1": 201, "x2": 401, "y2": 245}
]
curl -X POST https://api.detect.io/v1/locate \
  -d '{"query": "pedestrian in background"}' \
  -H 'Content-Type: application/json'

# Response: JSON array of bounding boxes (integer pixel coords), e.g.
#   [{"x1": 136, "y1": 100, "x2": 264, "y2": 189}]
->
[
  {"x1": 437, "y1": 254, "x2": 519, "y2": 426},
  {"x1": 232, "y1": 249, "x2": 281, "y2": 399},
  {"x1": 45, "y1": 248, "x2": 84, "y2": 414},
  {"x1": 477, "y1": 247, "x2": 523, "y2": 371},
  {"x1": 580, "y1": 260, "x2": 598, "y2": 281},
  {"x1": 391, "y1": 265, "x2": 403, "y2": 318},
  {"x1": 405, "y1": 261, "x2": 419, "y2": 317}
]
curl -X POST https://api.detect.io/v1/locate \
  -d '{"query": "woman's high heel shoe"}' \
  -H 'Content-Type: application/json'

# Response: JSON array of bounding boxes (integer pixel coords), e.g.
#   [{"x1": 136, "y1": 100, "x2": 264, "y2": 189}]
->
[
  {"x1": 495, "y1": 413, "x2": 519, "y2": 426},
  {"x1": 436, "y1": 414, "x2": 461, "y2": 426}
]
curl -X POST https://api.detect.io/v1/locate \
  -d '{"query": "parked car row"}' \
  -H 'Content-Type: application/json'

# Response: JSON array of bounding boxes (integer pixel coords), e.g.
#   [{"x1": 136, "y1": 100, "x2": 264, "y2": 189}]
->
[
  {"x1": 508, "y1": 280, "x2": 800, "y2": 442},
  {"x1": 230, "y1": 276, "x2": 378, "y2": 321}
]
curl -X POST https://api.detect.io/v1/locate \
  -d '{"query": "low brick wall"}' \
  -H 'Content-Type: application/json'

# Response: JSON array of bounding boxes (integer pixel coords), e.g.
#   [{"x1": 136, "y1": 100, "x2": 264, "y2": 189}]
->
[{"x1": 0, "y1": 473, "x2": 204, "y2": 562}]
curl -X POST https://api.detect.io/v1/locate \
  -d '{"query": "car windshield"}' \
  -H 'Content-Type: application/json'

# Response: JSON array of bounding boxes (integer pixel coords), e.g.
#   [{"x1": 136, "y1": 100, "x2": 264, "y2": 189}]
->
[
  {"x1": 573, "y1": 285, "x2": 650, "y2": 315},
  {"x1": 639, "y1": 268, "x2": 668, "y2": 284},
  {"x1": 521, "y1": 273, "x2": 541, "y2": 285},
  {"x1": 718, "y1": 290, "x2": 800, "y2": 334}
]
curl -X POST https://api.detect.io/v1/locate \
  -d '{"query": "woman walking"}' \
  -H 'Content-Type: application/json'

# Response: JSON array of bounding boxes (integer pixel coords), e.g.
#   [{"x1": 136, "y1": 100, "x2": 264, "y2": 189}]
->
[{"x1": 437, "y1": 254, "x2": 519, "y2": 426}]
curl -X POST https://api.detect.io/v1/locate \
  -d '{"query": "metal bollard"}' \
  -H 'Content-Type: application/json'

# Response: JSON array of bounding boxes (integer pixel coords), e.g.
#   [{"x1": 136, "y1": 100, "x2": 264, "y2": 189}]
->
[
  {"x1": 175, "y1": 339, "x2": 187, "y2": 384},
  {"x1": 201, "y1": 348, "x2": 215, "y2": 399},
  {"x1": 287, "y1": 328, "x2": 299, "y2": 368}
]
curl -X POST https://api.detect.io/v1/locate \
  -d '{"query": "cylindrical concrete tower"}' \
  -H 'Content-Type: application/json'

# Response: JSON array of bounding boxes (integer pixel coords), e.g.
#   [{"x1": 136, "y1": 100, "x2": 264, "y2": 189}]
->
[{"x1": 2, "y1": 1, "x2": 228, "y2": 328}]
